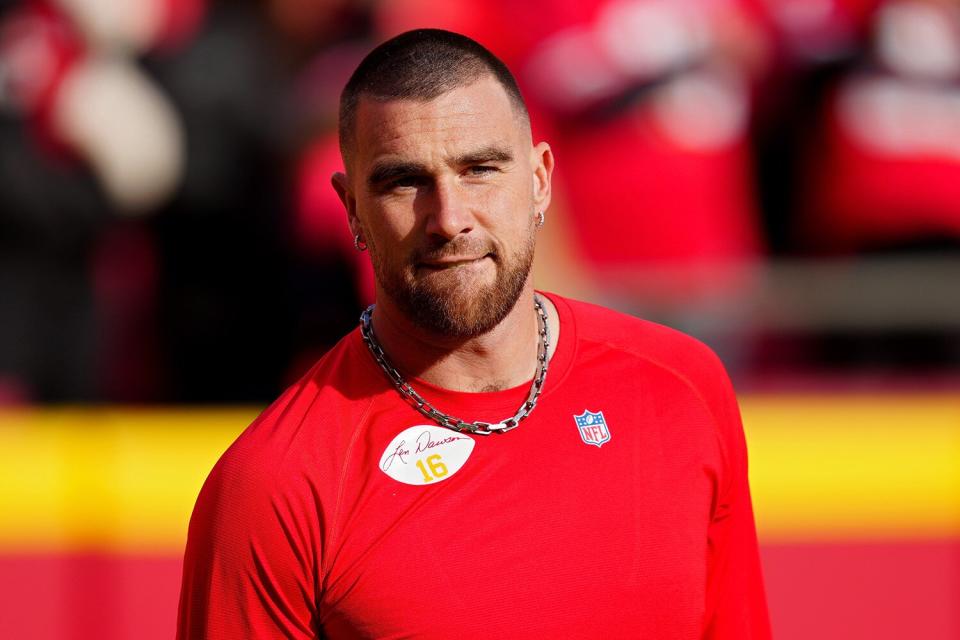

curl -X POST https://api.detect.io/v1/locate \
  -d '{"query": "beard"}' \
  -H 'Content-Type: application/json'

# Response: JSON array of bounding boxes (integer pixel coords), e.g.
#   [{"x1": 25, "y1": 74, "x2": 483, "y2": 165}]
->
[{"x1": 371, "y1": 232, "x2": 535, "y2": 339}]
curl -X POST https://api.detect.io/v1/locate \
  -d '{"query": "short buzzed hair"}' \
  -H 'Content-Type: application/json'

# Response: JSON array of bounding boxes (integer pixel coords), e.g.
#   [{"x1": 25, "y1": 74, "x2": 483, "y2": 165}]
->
[{"x1": 338, "y1": 29, "x2": 529, "y2": 163}]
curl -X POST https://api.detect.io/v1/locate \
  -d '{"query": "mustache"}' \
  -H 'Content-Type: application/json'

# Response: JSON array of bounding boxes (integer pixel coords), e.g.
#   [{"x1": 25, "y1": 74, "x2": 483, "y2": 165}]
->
[{"x1": 412, "y1": 238, "x2": 498, "y2": 263}]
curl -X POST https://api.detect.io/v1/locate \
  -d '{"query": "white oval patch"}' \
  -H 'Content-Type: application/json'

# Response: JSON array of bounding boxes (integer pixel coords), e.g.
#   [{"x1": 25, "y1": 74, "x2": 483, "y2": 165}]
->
[{"x1": 379, "y1": 425, "x2": 475, "y2": 486}]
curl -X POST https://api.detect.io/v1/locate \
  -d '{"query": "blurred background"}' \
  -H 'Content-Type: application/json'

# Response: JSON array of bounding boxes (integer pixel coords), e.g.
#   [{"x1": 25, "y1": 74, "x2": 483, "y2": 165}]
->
[{"x1": 0, "y1": 0, "x2": 958, "y2": 637}]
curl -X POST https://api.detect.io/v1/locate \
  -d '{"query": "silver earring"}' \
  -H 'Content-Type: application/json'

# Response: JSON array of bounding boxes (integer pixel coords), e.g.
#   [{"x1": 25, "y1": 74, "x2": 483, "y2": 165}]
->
[
  {"x1": 354, "y1": 234, "x2": 367, "y2": 251},
  {"x1": 536, "y1": 211, "x2": 545, "y2": 227}
]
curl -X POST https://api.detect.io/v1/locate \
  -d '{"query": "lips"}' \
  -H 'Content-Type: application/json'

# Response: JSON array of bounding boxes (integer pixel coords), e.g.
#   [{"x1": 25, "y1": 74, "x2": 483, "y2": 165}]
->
[
  {"x1": 413, "y1": 237, "x2": 498, "y2": 272},
  {"x1": 419, "y1": 255, "x2": 489, "y2": 269}
]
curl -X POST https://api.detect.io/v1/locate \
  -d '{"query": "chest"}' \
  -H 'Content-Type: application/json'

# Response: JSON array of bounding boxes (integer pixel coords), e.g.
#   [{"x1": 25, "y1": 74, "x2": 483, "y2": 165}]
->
[{"x1": 319, "y1": 380, "x2": 720, "y2": 639}]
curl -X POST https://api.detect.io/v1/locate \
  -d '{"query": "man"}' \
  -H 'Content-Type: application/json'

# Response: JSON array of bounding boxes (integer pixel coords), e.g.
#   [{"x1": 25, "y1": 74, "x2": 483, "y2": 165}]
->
[{"x1": 177, "y1": 29, "x2": 771, "y2": 639}]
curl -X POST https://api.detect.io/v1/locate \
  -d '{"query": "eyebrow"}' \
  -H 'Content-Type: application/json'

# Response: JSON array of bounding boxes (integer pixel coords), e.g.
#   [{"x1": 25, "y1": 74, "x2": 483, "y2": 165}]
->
[
  {"x1": 455, "y1": 146, "x2": 514, "y2": 166},
  {"x1": 367, "y1": 161, "x2": 425, "y2": 189}
]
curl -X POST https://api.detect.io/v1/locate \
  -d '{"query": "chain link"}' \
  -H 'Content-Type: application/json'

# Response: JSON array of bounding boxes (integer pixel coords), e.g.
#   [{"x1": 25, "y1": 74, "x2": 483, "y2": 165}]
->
[{"x1": 359, "y1": 296, "x2": 550, "y2": 435}]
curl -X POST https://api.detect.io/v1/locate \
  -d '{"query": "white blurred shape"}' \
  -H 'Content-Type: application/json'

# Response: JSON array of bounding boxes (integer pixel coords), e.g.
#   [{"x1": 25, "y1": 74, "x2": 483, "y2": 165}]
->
[
  {"x1": 839, "y1": 75, "x2": 960, "y2": 160},
  {"x1": 53, "y1": 56, "x2": 185, "y2": 214},
  {"x1": 54, "y1": 0, "x2": 164, "y2": 51},
  {"x1": 526, "y1": 0, "x2": 719, "y2": 112},
  {"x1": 598, "y1": 0, "x2": 709, "y2": 77},
  {"x1": 650, "y1": 67, "x2": 748, "y2": 150},
  {"x1": 526, "y1": 27, "x2": 624, "y2": 110},
  {"x1": 876, "y1": 1, "x2": 960, "y2": 81}
]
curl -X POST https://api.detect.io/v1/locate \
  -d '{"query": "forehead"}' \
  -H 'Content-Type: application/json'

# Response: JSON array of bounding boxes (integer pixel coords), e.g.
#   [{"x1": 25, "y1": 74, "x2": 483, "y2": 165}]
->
[{"x1": 351, "y1": 76, "x2": 528, "y2": 167}]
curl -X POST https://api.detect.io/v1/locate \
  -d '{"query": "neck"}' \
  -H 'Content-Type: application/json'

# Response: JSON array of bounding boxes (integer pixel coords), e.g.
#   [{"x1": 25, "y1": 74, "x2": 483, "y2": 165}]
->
[{"x1": 369, "y1": 285, "x2": 554, "y2": 392}]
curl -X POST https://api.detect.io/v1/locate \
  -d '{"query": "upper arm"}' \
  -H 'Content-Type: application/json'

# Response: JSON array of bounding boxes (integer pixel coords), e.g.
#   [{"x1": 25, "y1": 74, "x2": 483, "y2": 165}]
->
[
  {"x1": 176, "y1": 444, "x2": 322, "y2": 639},
  {"x1": 700, "y1": 356, "x2": 771, "y2": 639}
]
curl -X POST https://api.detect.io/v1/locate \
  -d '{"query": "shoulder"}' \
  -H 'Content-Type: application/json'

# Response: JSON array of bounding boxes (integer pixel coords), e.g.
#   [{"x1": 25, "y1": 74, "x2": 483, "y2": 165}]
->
[
  {"x1": 555, "y1": 294, "x2": 730, "y2": 386},
  {"x1": 179, "y1": 338, "x2": 380, "y2": 635},
  {"x1": 549, "y1": 293, "x2": 739, "y2": 428},
  {"x1": 205, "y1": 328, "x2": 382, "y2": 502}
]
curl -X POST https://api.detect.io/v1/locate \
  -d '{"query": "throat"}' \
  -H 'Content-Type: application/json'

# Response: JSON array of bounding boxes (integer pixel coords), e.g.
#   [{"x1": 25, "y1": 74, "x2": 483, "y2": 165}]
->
[{"x1": 475, "y1": 381, "x2": 514, "y2": 393}]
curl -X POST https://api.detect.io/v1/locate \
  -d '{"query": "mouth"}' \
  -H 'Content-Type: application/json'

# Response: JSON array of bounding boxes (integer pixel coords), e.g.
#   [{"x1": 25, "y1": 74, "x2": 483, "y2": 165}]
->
[{"x1": 417, "y1": 254, "x2": 493, "y2": 271}]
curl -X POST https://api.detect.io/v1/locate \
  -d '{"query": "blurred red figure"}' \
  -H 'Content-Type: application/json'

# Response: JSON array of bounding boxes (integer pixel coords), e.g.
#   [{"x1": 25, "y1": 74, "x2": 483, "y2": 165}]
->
[
  {"x1": 297, "y1": 134, "x2": 376, "y2": 303},
  {"x1": 799, "y1": 0, "x2": 960, "y2": 251},
  {"x1": 292, "y1": 39, "x2": 381, "y2": 309}
]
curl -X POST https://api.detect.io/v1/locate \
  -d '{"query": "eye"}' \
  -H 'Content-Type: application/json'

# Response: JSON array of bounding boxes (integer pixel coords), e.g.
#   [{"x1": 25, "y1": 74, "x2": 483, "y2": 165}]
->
[
  {"x1": 386, "y1": 175, "x2": 428, "y2": 191},
  {"x1": 466, "y1": 165, "x2": 498, "y2": 176}
]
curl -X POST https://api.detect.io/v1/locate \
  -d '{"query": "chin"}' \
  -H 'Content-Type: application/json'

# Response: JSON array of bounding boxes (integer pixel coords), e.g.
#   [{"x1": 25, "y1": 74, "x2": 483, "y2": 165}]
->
[
  {"x1": 394, "y1": 276, "x2": 516, "y2": 338},
  {"x1": 420, "y1": 266, "x2": 496, "y2": 293}
]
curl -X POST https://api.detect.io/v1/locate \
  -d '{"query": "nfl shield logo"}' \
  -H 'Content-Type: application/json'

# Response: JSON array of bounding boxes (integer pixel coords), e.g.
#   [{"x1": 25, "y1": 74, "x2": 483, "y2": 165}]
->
[{"x1": 574, "y1": 410, "x2": 611, "y2": 447}]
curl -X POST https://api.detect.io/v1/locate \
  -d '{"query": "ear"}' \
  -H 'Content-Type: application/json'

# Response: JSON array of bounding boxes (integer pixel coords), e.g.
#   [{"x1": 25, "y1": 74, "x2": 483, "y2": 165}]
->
[
  {"x1": 530, "y1": 142, "x2": 554, "y2": 214},
  {"x1": 331, "y1": 171, "x2": 361, "y2": 237}
]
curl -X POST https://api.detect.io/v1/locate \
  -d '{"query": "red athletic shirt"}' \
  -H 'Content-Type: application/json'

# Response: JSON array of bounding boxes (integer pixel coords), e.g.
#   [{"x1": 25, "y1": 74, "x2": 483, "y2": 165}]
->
[{"x1": 177, "y1": 293, "x2": 770, "y2": 639}]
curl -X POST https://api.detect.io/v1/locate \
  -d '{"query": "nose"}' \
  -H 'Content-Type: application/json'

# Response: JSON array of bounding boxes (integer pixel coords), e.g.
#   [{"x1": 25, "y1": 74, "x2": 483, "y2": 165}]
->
[{"x1": 423, "y1": 178, "x2": 474, "y2": 240}]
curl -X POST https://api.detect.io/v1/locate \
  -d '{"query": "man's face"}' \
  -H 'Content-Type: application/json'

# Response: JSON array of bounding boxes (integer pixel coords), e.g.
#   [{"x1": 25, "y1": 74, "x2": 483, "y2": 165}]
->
[{"x1": 335, "y1": 75, "x2": 553, "y2": 338}]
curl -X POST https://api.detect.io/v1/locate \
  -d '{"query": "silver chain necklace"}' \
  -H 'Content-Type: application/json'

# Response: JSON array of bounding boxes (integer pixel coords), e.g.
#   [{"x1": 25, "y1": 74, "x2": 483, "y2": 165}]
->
[{"x1": 359, "y1": 295, "x2": 550, "y2": 435}]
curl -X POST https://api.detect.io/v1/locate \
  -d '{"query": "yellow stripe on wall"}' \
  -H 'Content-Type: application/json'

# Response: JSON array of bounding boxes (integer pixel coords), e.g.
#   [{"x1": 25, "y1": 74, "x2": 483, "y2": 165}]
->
[
  {"x1": 742, "y1": 395, "x2": 960, "y2": 542},
  {"x1": 0, "y1": 396, "x2": 958, "y2": 553},
  {"x1": 0, "y1": 408, "x2": 254, "y2": 553}
]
